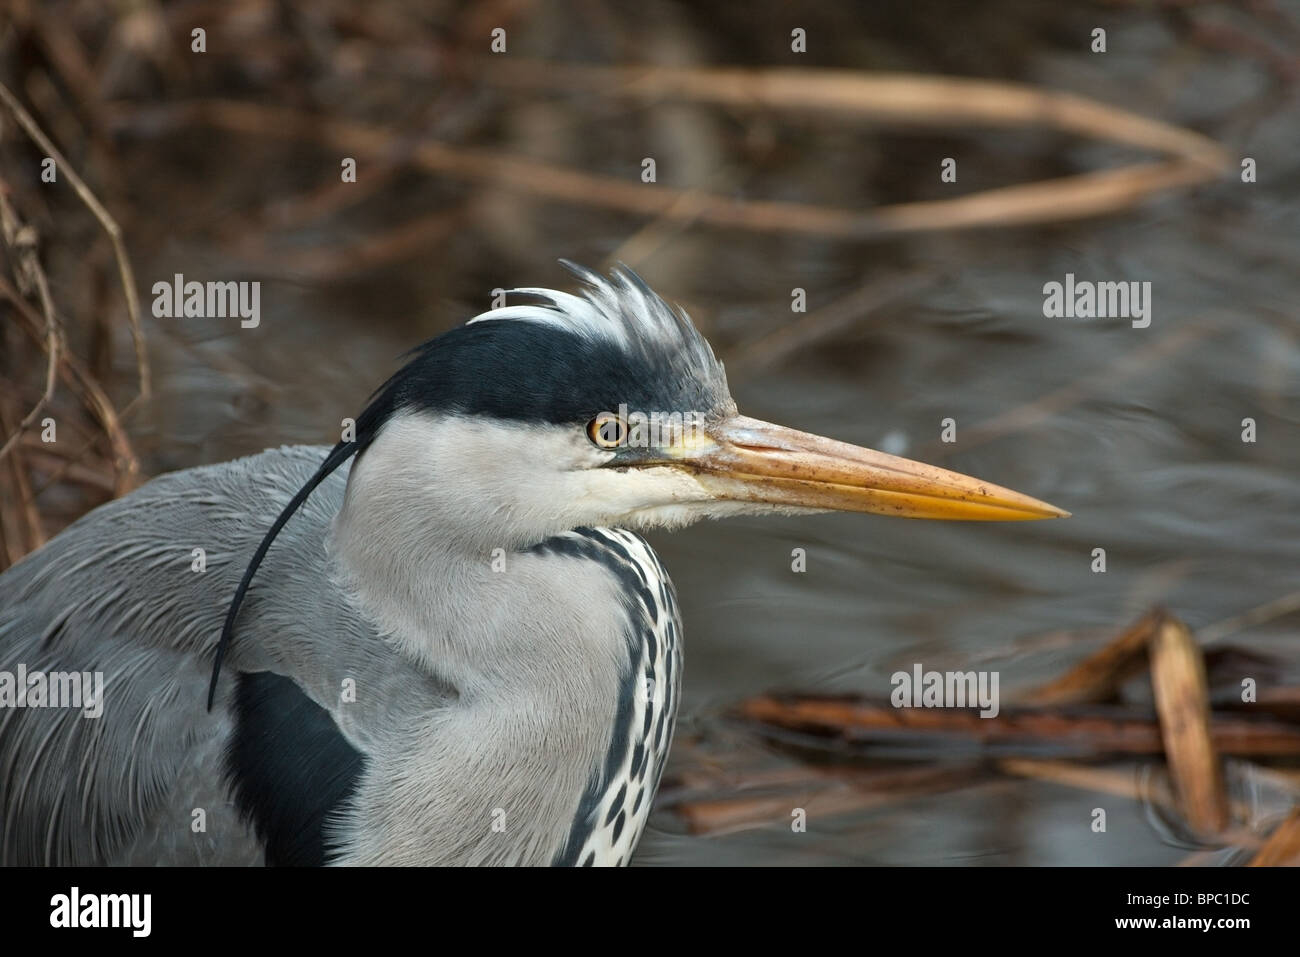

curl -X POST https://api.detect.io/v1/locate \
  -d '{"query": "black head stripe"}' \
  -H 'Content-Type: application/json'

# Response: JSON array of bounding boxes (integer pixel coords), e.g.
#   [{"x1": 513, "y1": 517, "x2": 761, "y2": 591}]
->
[{"x1": 357, "y1": 264, "x2": 730, "y2": 430}]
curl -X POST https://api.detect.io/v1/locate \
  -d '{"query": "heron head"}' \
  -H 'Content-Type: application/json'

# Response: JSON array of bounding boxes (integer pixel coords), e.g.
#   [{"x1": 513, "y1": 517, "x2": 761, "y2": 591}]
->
[
  {"x1": 211, "y1": 262, "x2": 1066, "y2": 706},
  {"x1": 344, "y1": 262, "x2": 1066, "y2": 551}
]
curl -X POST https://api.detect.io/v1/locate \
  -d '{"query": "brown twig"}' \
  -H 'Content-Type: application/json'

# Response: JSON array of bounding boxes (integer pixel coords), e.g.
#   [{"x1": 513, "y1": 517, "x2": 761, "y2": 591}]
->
[
  {"x1": 736, "y1": 694, "x2": 1300, "y2": 758},
  {"x1": 1199, "y1": 588, "x2": 1300, "y2": 644},
  {"x1": 481, "y1": 63, "x2": 1232, "y2": 170},
  {"x1": 0, "y1": 80, "x2": 149, "y2": 401},
  {"x1": 0, "y1": 400, "x2": 44, "y2": 553},
  {"x1": 0, "y1": 187, "x2": 61, "y2": 463},
  {"x1": 1018, "y1": 610, "x2": 1164, "y2": 707},
  {"x1": 1000, "y1": 758, "x2": 1260, "y2": 845},
  {"x1": 0, "y1": 276, "x2": 139, "y2": 494},
  {"x1": 108, "y1": 98, "x2": 1228, "y2": 239},
  {"x1": 999, "y1": 758, "x2": 1179, "y2": 813},
  {"x1": 1149, "y1": 616, "x2": 1230, "y2": 834},
  {"x1": 672, "y1": 764, "x2": 977, "y2": 836},
  {"x1": 19, "y1": 436, "x2": 119, "y2": 494},
  {"x1": 1248, "y1": 807, "x2": 1300, "y2": 866}
]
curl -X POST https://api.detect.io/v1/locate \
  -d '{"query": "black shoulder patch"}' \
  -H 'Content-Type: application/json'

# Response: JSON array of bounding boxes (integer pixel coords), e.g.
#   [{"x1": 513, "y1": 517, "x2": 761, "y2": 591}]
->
[{"x1": 225, "y1": 672, "x2": 366, "y2": 866}]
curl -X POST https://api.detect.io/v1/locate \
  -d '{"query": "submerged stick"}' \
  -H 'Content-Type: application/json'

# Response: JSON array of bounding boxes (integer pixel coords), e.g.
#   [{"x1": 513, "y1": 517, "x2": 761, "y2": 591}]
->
[{"x1": 736, "y1": 694, "x2": 1300, "y2": 758}]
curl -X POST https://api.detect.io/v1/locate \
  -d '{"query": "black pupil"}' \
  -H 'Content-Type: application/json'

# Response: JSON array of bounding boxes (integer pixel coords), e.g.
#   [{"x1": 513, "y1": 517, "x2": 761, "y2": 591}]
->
[{"x1": 600, "y1": 419, "x2": 621, "y2": 444}]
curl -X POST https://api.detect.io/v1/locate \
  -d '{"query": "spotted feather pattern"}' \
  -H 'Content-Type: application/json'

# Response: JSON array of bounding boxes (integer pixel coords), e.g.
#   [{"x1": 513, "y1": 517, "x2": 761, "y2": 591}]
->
[{"x1": 544, "y1": 527, "x2": 681, "y2": 867}]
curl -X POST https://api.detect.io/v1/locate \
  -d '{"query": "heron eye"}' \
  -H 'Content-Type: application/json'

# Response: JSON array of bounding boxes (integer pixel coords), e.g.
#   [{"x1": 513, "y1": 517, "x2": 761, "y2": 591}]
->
[{"x1": 587, "y1": 414, "x2": 628, "y2": 449}]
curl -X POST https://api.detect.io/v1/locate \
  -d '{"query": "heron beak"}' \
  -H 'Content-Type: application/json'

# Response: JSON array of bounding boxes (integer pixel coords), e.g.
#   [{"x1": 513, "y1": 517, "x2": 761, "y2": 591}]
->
[{"x1": 670, "y1": 415, "x2": 1068, "y2": 521}]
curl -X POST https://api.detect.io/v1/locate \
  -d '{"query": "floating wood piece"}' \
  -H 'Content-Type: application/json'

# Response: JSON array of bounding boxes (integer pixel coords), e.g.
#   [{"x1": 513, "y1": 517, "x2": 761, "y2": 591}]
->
[
  {"x1": 1249, "y1": 808, "x2": 1300, "y2": 866},
  {"x1": 1018, "y1": 610, "x2": 1163, "y2": 706},
  {"x1": 999, "y1": 758, "x2": 1267, "y2": 834},
  {"x1": 735, "y1": 694, "x2": 1300, "y2": 758},
  {"x1": 1149, "y1": 615, "x2": 1230, "y2": 835},
  {"x1": 999, "y1": 758, "x2": 1175, "y2": 811}
]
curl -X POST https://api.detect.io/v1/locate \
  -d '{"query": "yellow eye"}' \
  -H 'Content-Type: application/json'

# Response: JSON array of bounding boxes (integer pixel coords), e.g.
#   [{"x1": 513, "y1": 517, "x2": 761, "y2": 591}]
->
[{"x1": 587, "y1": 413, "x2": 627, "y2": 449}]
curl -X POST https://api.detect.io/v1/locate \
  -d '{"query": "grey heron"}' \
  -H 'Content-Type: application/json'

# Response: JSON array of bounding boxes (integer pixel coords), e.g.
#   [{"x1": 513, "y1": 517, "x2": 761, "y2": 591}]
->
[{"x1": 0, "y1": 263, "x2": 1066, "y2": 866}]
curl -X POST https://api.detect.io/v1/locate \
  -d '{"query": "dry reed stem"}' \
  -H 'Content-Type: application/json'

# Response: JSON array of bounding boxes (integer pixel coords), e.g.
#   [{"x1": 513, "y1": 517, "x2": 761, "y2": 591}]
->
[
  {"x1": 481, "y1": 63, "x2": 1230, "y2": 171},
  {"x1": 108, "y1": 94, "x2": 1228, "y2": 240}
]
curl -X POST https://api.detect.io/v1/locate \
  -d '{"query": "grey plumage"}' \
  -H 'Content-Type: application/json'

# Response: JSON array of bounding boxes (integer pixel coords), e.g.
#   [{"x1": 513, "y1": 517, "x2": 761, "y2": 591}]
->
[
  {"x1": 0, "y1": 443, "x2": 674, "y2": 865},
  {"x1": 0, "y1": 266, "x2": 705, "y2": 867},
  {"x1": 0, "y1": 264, "x2": 1065, "y2": 867}
]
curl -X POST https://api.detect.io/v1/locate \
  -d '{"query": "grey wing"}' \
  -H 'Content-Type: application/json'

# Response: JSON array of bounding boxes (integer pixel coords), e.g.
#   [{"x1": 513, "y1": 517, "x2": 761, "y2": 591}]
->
[{"x1": 0, "y1": 445, "x2": 419, "y2": 865}]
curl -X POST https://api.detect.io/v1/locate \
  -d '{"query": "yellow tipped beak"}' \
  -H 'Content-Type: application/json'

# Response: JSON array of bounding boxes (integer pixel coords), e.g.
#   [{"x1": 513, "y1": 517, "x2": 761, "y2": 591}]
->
[{"x1": 676, "y1": 416, "x2": 1068, "y2": 521}]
